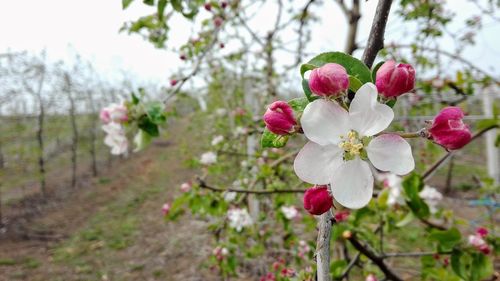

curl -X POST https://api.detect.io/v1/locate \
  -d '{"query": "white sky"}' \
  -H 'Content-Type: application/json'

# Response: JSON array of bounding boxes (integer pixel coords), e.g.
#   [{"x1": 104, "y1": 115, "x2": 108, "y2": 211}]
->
[{"x1": 0, "y1": 0, "x2": 498, "y2": 86}]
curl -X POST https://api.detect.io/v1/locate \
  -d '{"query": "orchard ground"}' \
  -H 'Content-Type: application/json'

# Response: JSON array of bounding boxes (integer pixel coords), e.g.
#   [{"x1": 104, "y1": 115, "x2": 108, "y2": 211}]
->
[{"x1": 0, "y1": 117, "x2": 495, "y2": 281}]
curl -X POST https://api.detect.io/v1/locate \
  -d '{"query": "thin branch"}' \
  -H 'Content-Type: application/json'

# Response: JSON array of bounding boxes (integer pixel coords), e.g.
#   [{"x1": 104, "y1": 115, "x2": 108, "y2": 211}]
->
[
  {"x1": 361, "y1": 0, "x2": 393, "y2": 68},
  {"x1": 347, "y1": 233, "x2": 403, "y2": 281},
  {"x1": 335, "y1": 251, "x2": 361, "y2": 280},
  {"x1": 382, "y1": 251, "x2": 451, "y2": 259},
  {"x1": 196, "y1": 177, "x2": 304, "y2": 194},
  {"x1": 296, "y1": 0, "x2": 317, "y2": 65}
]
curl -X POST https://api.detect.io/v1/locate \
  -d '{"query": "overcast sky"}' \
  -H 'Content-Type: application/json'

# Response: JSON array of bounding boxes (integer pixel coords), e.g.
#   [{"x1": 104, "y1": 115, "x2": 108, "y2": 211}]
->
[{"x1": 0, "y1": 0, "x2": 498, "y2": 87}]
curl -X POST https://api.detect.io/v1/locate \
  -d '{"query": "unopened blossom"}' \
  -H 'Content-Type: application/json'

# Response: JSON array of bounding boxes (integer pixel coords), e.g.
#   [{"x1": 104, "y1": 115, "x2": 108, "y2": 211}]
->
[
  {"x1": 180, "y1": 182, "x2": 191, "y2": 193},
  {"x1": 102, "y1": 122, "x2": 128, "y2": 155},
  {"x1": 294, "y1": 83, "x2": 415, "y2": 209},
  {"x1": 200, "y1": 151, "x2": 217, "y2": 165},
  {"x1": 213, "y1": 246, "x2": 229, "y2": 260},
  {"x1": 227, "y1": 208, "x2": 253, "y2": 231},
  {"x1": 468, "y1": 229, "x2": 491, "y2": 254},
  {"x1": 280, "y1": 206, "x2": 299, "y2": 220},
  {"x1": 263, "y1": 101, "x2": 297, "y2": 135},
  {"x1": 303, "y1": 185, "x2": 333, "y2": 215},
  {"x1": 297, "y1": 240, "x2": 311, "y2": 258},
  {"x1": 281, "y1": 268, "x2": 295, "y2": 277},
  {"x1": 204, "y1": 3, "x2": 212, "y2": 11},
  {"x1": 334, "y1": 210, "x2": 350, "y2": 222},
  {"x1": 170, "y1": 79, "x2": 178, "y2": 86},
  {"x1": 308, "y1": 63, "x2": 349, "y2": 97},
  {"x1": 366, "y1": 274, "x2": 378, "y2": 281},
  {"x1": 161, "y1": 203, "x2": 170, "y2": 216},
  {"x1": 428, "y1": 107, "x2": 472, "y2": 150},
  {"x1": 476, "y1": 227, "x2": 488, "y2": 237},
  {"x1": 419, "y1": 185, "x2": 442, "y2": 214},
  {"x1": 213, "y1": 17, "x2": 223, "y2": 27},
  {"x1": 211, "y1": 135, "x2": 224, "y2": 146},
  {"x1": 375, "y1": 60, "x2": 415, "y2": 98},
  {"x1": 260, "y1": 273, "x2": 276, "y2": 281},
  {"x1": 223, "y1": 191, "x2": 237, "y2": 202},
  {"x1": 378, "y1": 173, "x2": 405, "y2": 206},
  {"x1": 100, "y1": 103, "x2": 128, "y2": 124}
]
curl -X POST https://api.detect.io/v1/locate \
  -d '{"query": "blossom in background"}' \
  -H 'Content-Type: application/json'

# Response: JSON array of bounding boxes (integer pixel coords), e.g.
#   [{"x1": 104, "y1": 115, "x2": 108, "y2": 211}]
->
[
  {"x1": 200, "y1": 151, "x2": 217, "y2": 165},
  {"x1": 100, "y1": 103, "x2": 128, "y2": 124},
  {"x1": 102, "y1": 122, "x2": 128, "y2": 155},
  {"x1": 212, "y1": 246, "x2": 229, "y2": 260},
  {"x1": 419, "y1": 185, "x2": 442, "y2": 214},
  {"x1": 280, "y1": 206, "x2": 299, "y2": 220},
  {"x1": 468, "y1": 227, "x2": 491, "y2": 254},
  {"x1": 223, "y1": 191, "x2": 237, "y2": 202},
  {"x1": 428, "y1": 107, "x2": 472, "y2": 150},
  {"x1": 366, "y1": 274, "x2": 378, "y2": 281},
  {"x1": 303, "y1": 185, "x2": 333, "y2": 215},
  {"x1": 378, "y1": 173, "x2": 405, "y2": 206},
  {"x1": 215, "y1": 108, "x2": 227, "y2": 116},
  {"x1": 259, "y1": 273, "x2": 276, "y2": 281},
  {"x1": 211, "y1": 135, "x2": 224, "y2": 146},
  {"x1": 375, "y1": 60, "x2": 415, "y2": 98},
  {"x1": 234, "y1": 126, "x2": 248, "y2": 136},
  {"x1": 263, "y1": 101, "x2": 297, "y2": 135},
  {"x1": 161, "y1": 203, "x2": 170, "y2": 216},
  {"x1": 297, "y1": 240, "x2": 311, "y2": 258},
  {"x1": 294, "y1": 83, "x2": 415, "y2": 209},
  {"x1": 334, "y1": 210, "x2": 350, "y2": 222},
  {"x1": 308, "y1": 63, "x2": 349, "y2": 97},
  {"x1": 227, "y1": 208, "x2": 253, "y2": 232},
  {"x1": 180, "y1": 182, "x2": 191, "y2": 193}
]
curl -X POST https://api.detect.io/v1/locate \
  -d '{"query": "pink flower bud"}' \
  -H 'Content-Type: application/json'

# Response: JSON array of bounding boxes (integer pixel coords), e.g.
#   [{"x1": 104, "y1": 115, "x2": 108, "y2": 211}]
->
[
  {"x1": 180, "y1": 182, "x2": 191, "y2": 192},
  {"x1": 161, "y1": 203, "x2": 170, "y2": 216},
  {"x1": 220, "y1": 1, "x2": 228, "y2": 8},
  {"x1": 303, "y1": 185, "x2": 333, "y2": 215},
  {"x1": 100, "y1": 108, "x2": 111, "y2": 124},
  {"x1": 170, "y1": 79, "x2": 178, "y2": 86},
  {"x1": 428, "y1": 107, "x2": 472, "y2": 150},
  {"x1": 204, "y1": 3, "x2": 212, "y2": 11},
  {"x1": 476, "y1": 227, "x2": 488, "y2": 238},
  {"x1": 375, "y1": 60, "x2": 416, "y2": 98},
  {"x1": 219, "y1": 43, "x2": 225, "y2": 48},
  {"x1": 179, "y1": 54, "x2": 187, "y2": 60},
  {"x1": 334, "y1": 210, "x2": 350, "y2": 222},
  {"x1": 366, "y1": 274, "x2": 378, "y2": 281},
  {"x1": 214, "y1": 17, "x2": 223, "y2": 27},
  {"x1": 308, "y1": 63, "x2": 349, "y2": 97},
  {"x1": 263, "y1": 101, "x2": 297, "y2": 135}
]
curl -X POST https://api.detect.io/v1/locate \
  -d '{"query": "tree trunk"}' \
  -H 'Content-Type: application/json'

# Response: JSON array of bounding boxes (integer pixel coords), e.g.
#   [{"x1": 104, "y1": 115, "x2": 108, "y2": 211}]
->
[
  {"x1": 65, "y1": 73, "x2": 78, "y2": 188},
  {"x1": 87, "y1": 91, "x2": 98, "y2": 177}
]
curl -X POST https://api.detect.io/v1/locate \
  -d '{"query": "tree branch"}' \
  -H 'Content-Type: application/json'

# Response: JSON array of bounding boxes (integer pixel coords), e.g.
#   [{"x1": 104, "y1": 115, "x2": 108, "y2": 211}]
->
[
  {"x1": 361, "y1": 0, "x2": 393, "y2": 68},
  {"x1": 196, "y1": 177, "x2": 304, "y2": 194},
  {"x1": 316, "y1": 211, "x2": 333, "y2": 281}
]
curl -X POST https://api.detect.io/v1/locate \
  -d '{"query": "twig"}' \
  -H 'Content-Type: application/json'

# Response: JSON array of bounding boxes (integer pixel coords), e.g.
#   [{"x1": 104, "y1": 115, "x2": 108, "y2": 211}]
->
[
  {"x1": 296, "y1": 0, "x2": 317, "y2": 65},
  {"x1": 335, "y1": 251, "x2": 361, "y2": 280},
  {"x1": 361, "y1": 0, "x2": 393, "y2": 68},
  {"x1": 382, "y1": 251, "x2": 451, "y2": 258},
  {"x1": 316, "y1": 211, "x2": 333, "y2": 281},
  {"x1": 347, "y1": 233, "x2": 403, "y2": 281},
  {"x1": 196, "y1": 177, "x2": 304, "y2": 194}
]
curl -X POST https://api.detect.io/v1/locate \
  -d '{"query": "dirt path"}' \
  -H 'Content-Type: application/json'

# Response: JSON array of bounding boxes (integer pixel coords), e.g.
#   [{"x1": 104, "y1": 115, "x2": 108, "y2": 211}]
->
[{"x1": 0, "y1": 119, "x2": 219, "y2": 281}]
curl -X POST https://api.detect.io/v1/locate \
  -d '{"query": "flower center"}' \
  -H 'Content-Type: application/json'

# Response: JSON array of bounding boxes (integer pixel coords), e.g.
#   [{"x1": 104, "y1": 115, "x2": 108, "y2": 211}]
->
[{"x1": 338, "y1": 130, "x2": 368, "y2": 160}]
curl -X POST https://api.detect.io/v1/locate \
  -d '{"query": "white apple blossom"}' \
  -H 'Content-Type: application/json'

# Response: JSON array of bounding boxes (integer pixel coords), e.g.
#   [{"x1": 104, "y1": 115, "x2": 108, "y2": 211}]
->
[
  {"x1": 211, "y1": 135, "x2": 224, "y2": 146},
  {"x1": 234, "y1": 126, "x2": 247, "y2": 136},
  {"x1": 100, "y1": 103, "x2": 128, "y2": 124},
  {"x1": 378, "y1": 173, "x2": 405, "y2": 206},
  {"x1": 294, "y1": 83, "x2": 415, "y2": 209},
  {"x1": 281, "y1": 206, "x2": 299, "y2": 220},
  {"x1": 200, "y1": 151, "x2": 217, "y2": 165},
  {"x1": 102, "y1": 122, "x2": 128, "y2": 155},
  {"x1": 419, "y1": 185, "x2": 442, "y2": 214},
  {"x1": 223, "y1": 191, "x2": 237, "y2": 202},
  {"x1": 227, "y1": 208, "x2": 253, "y2": 232}
]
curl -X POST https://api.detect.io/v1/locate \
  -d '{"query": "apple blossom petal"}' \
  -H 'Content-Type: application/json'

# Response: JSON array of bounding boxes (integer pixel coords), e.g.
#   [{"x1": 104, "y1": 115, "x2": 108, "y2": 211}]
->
[
  {"x1": 366, "y1": 134, "x2": 415, "y2": 175},
  {"x1": 330, "y1": 158, "x2": 373, "y2": 209},
  {"x1": 349, "y1": 83, "x2": 394, "y2": 136},
  {"x1": 301, "y1": 99, "x2": 349, "y2": 145},
  {"x1": 294, "y1": 141, "x2": 343, "y2": 184}
]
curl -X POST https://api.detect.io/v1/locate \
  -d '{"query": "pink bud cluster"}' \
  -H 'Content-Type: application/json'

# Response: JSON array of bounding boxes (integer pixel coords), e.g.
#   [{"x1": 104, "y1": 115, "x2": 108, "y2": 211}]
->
[
  {"x1": 212, "y1": 246, "x2": 229, "y2": 261},
  {"x1": 297, "y1": 240, "x2": 311, "y2": 259},
  {"x1": 303, "y1": 185, "x2": 333, "y2": 215},
  {"x1": 428, "y1": 107, "x2": 472, "y2": 150},
  {"x1": 161, "y1": 203, "x2": 170, "y2": 216},
  {"x1": 468, "y1": 227, "x2": 491, "y2": 255},
  {"x1": 263, "y1": 101, "x2": 297, "y2": 135},
  {"x1": 180, "y1": 182, "x2": 191, "y2": 193},
  {"x1": 375, "y1": 60, "x2": 416, "y2": 98},
  {"x1": 334, "y1": 210, "x2": 350, "y2": 222},
  {"x1": 366, "y1": 274, "x2": 378, "y2": 281}
]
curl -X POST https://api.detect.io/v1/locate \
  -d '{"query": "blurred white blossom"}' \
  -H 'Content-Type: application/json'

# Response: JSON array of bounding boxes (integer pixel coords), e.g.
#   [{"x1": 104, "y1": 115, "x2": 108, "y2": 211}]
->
[
  {"x1": 211, "y1": 135, "x2": 224, "y2": 146},
  {"x1": 227, "y1": 208, "x2": 253, "y2": 232},
  {"x1": 419, "y1": 185, "x2": 443, "y2": 214},
  {"x1": 200, "y1": 151, "x2": 217, "y2": 165},
  {"x1": 281, "y1": 206, "x2": 299, "y2": 220}
]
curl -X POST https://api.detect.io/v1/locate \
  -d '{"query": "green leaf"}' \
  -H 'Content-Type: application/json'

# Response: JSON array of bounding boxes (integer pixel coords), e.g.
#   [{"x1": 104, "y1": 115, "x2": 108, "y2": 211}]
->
[
  {"x1": 122, "y1": 0, "x2": 134, "y2": 9},
  {"x1": 451, "y1": 249, "x2": 467, "y2": 279},
  {"x1": 348, "y1": 75, "x2": 363, "y2": 92},
  {"x1": 385, "y1": 99, "x2": 397, "y2": 108},
  {"x1": 261, "y1": 128, "x2": 289, "y2": 148},
  {"x1": 330, "y1": 260, "x2": 348, "y2": 278},
  {"x1": 402, "y1": 173, "x2": 430, "y2": 219},
  {"x1": 131, "y1": 92, "x2": 140, "y2": 105},
  {"x1": 146, "y1": 102, "x2": 167, "y2": 125},
  {"x1": 428, "y1": 228, "x2": 461, "y2": 252},
  {"x1": 300, "y1": 52, "x2": 372, "y2": 83},
  {"x1": 396, "y1": 212, "x2": 415, "y2": 227},
  {"x1": 476, "y1": 118, "x2": 498, "y2": 130},
  {"x1": 143, "y1": 0, "x2": 154, "y2": 6},
  {"x1": 371, "y1": 60, "x2": 385, "y2": 82},
  {"x1": 133, "y1": 129, "x2": 152, "y2": 152},
  {"x1": 495, "y1": 133, "x2": 500, "y2": 147},
  {"x1": 157, "y1": 0, "x2": 167, "y2": 20},
  {"x1": 288, "y1": 97, "x2": 309, "y2": 113},
  {"x1": 137, "y1": 116, "x2": 160, "y2": 137},
  {"x1": 301, "y1": 79, "x2": 313, "y2": 101},
  {"x1": 470, "y1": 253, "x2": 493, "y2": 281},
  {"x1": 171, "y1": 0, "x2": 183, "y2": 12}
]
